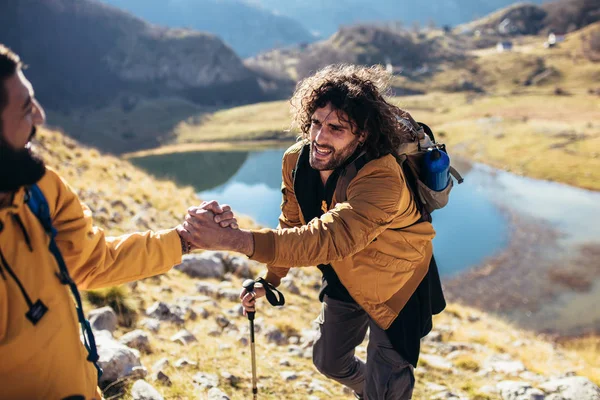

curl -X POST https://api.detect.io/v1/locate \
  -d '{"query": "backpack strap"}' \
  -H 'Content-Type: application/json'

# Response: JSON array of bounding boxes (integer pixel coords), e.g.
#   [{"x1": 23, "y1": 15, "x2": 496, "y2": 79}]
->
[
  {"x1": 26, "y1": 184, "x2": 103, "y2": 382},
  {"x1": 334, "y1": 151, "x2": 369, "y2": 203}
]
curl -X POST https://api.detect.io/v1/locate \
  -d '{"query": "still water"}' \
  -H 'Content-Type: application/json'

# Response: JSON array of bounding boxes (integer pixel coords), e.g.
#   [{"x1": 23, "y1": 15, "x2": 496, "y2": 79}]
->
[
  {"x1": 131, "y1": 147, "x2": 511, "y2": 277},
  {"x1": 130, "y1": 147, "x2": 600, "y2": 333}
]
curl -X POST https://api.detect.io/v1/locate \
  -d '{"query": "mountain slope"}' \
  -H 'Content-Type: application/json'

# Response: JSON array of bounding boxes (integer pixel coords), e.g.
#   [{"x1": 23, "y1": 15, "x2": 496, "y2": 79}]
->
[
  {"x1": 101, "y1": 0, "x2": 317, "y2": 57},
  {"x1": 252, "y1": 0, "x2": 549, "y2": 37}
]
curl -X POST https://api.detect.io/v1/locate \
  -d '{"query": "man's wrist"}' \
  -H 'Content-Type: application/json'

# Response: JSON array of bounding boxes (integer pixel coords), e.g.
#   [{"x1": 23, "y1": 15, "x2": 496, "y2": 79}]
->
[
  {"x1": 177, "y1": 231, "x2": 191, "y2": 255},
  {"x1": 234, "y1": 229, "x2": 255, "y2": 257}
]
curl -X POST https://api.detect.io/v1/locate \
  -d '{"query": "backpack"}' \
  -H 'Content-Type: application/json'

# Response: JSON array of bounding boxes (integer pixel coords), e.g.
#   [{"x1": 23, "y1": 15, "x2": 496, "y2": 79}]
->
[
  {"x1": 333, "y1": 114, "x2": 463, "y2": 336},
  {"x1": 26, "y1": 184, "x2": 103, "y2": 382},
  {"x1": 395, "y1": 115, "x2": 464, "y2": 221}
]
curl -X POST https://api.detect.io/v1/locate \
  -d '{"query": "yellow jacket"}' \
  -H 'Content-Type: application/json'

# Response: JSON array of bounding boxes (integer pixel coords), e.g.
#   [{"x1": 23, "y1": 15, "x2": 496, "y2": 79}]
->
[
  {"x1": 0, "y1": 168, "x2": 182, "y2": 400},
  {"x1": 251, "y1": 142, "x2": 435, "y2": 329}
]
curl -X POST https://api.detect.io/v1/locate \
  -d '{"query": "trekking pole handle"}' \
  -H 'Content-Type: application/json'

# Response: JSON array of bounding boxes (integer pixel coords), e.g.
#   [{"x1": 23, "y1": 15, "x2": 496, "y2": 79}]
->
[{"x1": 242, "y1": 279, "x2": 256, "y2": 321}]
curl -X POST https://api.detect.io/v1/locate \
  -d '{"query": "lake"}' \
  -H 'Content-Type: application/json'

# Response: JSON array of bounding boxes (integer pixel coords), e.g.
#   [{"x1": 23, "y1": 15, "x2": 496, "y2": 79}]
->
[{"x1": 130, "y1": 147, "x2": 600, "y2": 334}]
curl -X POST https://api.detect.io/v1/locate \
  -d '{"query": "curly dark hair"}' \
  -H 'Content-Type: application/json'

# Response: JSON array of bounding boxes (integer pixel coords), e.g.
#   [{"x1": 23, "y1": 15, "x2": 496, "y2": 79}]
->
[
  {"x1": 290, "y1": 64, "x2": 417, "y2": 160},
  {"x1": 0, "y1": 44, "x2": 22, "y2": 138}
]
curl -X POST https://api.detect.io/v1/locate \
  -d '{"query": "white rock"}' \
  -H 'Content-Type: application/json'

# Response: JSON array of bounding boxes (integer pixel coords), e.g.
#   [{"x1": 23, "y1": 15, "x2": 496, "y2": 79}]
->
[
  {"x1": 152, "y1": 357, "x2": 169, "y2": 372},
  {"x1": 140, "y1": 318, "x2": 161, "y2": 333},
  {"x1": 227, "y1": 256, "x2": 251, "y2": 278},
  {"x1": 96, "y1": 333, "x2": 143, "y2": 386},
  {"x1": 89, "y1": 306, "x2": 118, "y2": 333},
  {"x1": 120, "y1": 330, "x2": 151, "y2": 353},
  {"x1": 196, "y1": 282, "x2": 220, "y2": 298},
  {"x1": 174, "y1": 358, "x2": 197, "y2": 368},
  {"x1": 265, "y1": 327, "x2": 286, "y2": 345},
  {"x1": 426, "y1": 382, "x2": 448, "y2": 393},
  {"x1": 420, "y1": 354, "x2": 454, "y2": 371},
  {"x1": 145, "y1": 302, "x2": 185, "y2": 324},
  {"x1": 220, "y1": 371, "x2": 240, "y2": 386},
  {"x1": 131, "y1": 380, "x2": 164, "y2": 400},
  {"x1": 208, "y1": 387, "x2": 231, "y2": 400},
  {"x1": 540, "y1": 376, "x2": 600, "y2": 400},
  {"x1": 152, "y1": 371, "x2": 172, "y2": 387},
  {"x1": 497, "y1": 381, "x2": 544, "y2": 400},
  {"x1": 281, "y1": 277, "x2": 301, "y2": 295},
  {"x1": 170, "y1": 329, "x2": 197, "y2": 345},
  {"x1": 193, "y1": 372, "x2": 219, "y2": 389},
  {"x1": 279, "y1": 358, "x2": 291, "y2": 367},
  {"x1": 281, "y1": 371, "x2": 298, "y2": 381},
  {"x1": 218, "y1": 288, "x2": 242, "y2": 302},
  {"x1": 175, "y1": 252, "x2": 226, "y2": 279}
]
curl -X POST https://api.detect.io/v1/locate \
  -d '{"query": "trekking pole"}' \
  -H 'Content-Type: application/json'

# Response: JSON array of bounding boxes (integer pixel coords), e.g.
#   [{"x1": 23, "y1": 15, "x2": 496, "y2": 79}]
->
[{"x1": 242, "y1": 279, "x2": 258, "y2": 400}]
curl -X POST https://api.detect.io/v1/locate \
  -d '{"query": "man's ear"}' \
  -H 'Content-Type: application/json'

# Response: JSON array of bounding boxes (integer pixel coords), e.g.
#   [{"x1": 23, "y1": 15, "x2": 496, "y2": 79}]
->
[{"x1": 359, "y1": 130, "x2": 368, "y2": 145}]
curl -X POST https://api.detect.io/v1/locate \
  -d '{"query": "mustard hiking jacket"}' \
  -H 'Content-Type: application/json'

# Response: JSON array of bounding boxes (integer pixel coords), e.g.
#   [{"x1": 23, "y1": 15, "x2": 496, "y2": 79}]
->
[
  {"x1": 0, "y1": 168, "x2": 182, "y2": 399},
  {"x1": 251, "y1": 142, "x2": 436, "y2": 329}
]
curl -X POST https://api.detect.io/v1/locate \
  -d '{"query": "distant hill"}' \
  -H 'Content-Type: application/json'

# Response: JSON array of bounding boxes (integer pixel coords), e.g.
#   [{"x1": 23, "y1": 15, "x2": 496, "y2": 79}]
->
[
  {"x1": 100, "y1": 0, "x2": 318, "y2": 57},
  {"x1": 0, "y1": 0, "x2": 293, "y2": 153},
  {"x1": 252, "y1": 0, "x2": 549, "y2": 38},
  {"x1": 456, "y1": 0, "x2": 600, "y2": 37},
  {"x1": 246, "y1": 25, "x2": 465, "y2": 82}
]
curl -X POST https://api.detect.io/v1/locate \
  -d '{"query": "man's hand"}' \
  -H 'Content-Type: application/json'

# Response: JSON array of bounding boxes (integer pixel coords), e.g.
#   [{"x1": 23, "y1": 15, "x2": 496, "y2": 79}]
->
[
  {"x1": 193, "y1": 200, "x2": 239, "y2": 229},
  {"x1": 239, "y1": 284, "x2": 266, "y2": 315},
  {"x1": 177, "y1": 201, "x2": 254, "y2": 255}
]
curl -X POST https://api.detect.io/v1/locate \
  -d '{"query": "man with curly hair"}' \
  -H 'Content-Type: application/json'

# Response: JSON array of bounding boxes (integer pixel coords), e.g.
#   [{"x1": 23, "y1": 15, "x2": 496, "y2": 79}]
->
[{"x1": 182, "y1": 64, "x2": 443, "y2": 399}]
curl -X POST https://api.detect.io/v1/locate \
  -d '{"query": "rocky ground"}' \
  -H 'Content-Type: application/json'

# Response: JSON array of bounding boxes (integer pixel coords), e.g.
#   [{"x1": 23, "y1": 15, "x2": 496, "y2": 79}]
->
[{"x1": 86, "y1": 252, "x2": 600, "y2": 400}]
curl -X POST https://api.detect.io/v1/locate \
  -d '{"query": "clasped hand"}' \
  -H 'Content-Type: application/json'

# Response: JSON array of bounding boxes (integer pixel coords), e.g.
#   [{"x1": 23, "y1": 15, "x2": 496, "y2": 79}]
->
[{"x1": 176, "y1": 200, "x2": 243, "y2": 252}]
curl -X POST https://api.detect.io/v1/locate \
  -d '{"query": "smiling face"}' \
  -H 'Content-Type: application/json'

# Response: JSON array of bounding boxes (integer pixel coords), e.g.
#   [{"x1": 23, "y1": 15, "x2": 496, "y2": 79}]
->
[
  {"x1": 1, "y1": 69, "x2": 45, "y2": 149},
  {"x1": 0, "y1": 68, "x2": 47, "y2": 193},
  {"x1": 308, "y1": 103, "x2": 366, "y2": 173}
]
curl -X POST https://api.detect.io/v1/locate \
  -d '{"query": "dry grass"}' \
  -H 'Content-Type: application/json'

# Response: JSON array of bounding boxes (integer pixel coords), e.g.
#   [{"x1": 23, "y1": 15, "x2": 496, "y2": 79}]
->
[
  {"x1": 35, "y1": 125, "x2": 599, "y2": 399},
  {"x1": 34, "y1": 128, "x2": 257, "y2": 236}
]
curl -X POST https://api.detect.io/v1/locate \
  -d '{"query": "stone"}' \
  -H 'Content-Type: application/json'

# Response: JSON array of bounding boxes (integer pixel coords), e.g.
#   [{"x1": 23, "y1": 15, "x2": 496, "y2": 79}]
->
[
  {"x1": 420, "y1": 354, "x2": 454, "y2": 371},
  {"x1": 131, "y1": 380, "x2": 164, "y2": 400},
  {"x1": 208, "y1": 387, "x2": 231, "y2": 400},
  {"x1": 216, "y1": 315, "x2": 231, "y2": 329},
  {"x1": 539, "y1": 376, "x2": 600, "y2": 400},
  {"x1": 96, "y1": 332, "x2": 143, "y2": 386},
  {"x1": 281, "y1": 371, "x2": 298, "y2": 381},
  {"x1": 119, "y1": 330, "x2": 152, "y2": 353},
  {"x1": 220, "y1": 371, "x2": 240, "y2": 386},
  {"x1": 145, "y1": 302, "x2": 185, "y2": 324},
  {"x1": 280, "y1": 277, "x2": 301, "y2": 295},
  {"x1": 153, "y1": 371, "x2": 172, "y2": 386},
  {"x1": 265, "y1": 327, "x2": 286, "y2": 345},
  {"x1": 218, "y1": 288, "x2": 242, "y2": 302},
  {"x1": 175, "y1": 252, "x2": 226, "y2": 279},
  {"x1": 174, "y1": 358, "x2": 197, "y2": 369},
  {"x1": 139, "y1": 318, "x2": 161, "y2": 333},
  {"x1": 424, "y1": 330, "x2": 443, "y2": 342},
  {"x1": 88, "y1": 306, "x2": 118, "y2": 333},
  {"x1": 193, "y1": 372, "x2": 219, "y2": 389},
  {"x1": 309, "y1": 379, "x2": 331, "y2": 395},
  {"x1": 227, "y1": 256, "x2": 251, "y2": 278},
  {"x1": 279, "y1": 358, "x2": 291, "y2": 367},
  {"x1": 196, "y1": 282, "x2": 220, "y2": 298},
  {"x1": 170, "y1": 329, "x2": 197, "y2": 345},
  {"x1": 497, "y1": 381, "x2": 545, "y2": 400},
  {"x1": 152, "y1": 358, "x2": 169, "y2": 372}
]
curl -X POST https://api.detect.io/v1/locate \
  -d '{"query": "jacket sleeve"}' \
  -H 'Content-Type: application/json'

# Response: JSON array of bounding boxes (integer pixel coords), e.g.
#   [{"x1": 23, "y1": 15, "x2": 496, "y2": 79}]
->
[
  {"x1": 264, "y1": 152, "x2": 303, "y2": 283},
  {"x1": 42, "y1": 169, "x2": 182, "y2": 290},
  {"x1": 250, "y1": 161, "x2": 410, "y2": 267}
]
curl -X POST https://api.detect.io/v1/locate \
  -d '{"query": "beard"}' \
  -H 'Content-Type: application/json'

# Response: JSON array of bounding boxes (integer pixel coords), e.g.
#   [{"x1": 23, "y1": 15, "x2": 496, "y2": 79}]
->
[
  {"x1": 0, "y1": 127, "x2": 46, "y2": 192},
  {"x1": 309, "y1": 137, "x2": 361, "y2": 171}
]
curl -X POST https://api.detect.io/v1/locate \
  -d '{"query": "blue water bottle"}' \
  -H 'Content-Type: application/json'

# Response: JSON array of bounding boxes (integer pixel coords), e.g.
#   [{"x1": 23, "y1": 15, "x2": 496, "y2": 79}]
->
[{"x1": 423, "y1": 148, "x2": 450, "y2": 191}]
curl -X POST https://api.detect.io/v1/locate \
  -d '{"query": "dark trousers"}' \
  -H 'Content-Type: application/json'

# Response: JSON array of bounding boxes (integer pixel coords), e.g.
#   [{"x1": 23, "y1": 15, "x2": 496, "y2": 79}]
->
[{"x1": 312, "y1": 295, "x2": 415, "y2": 400}]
